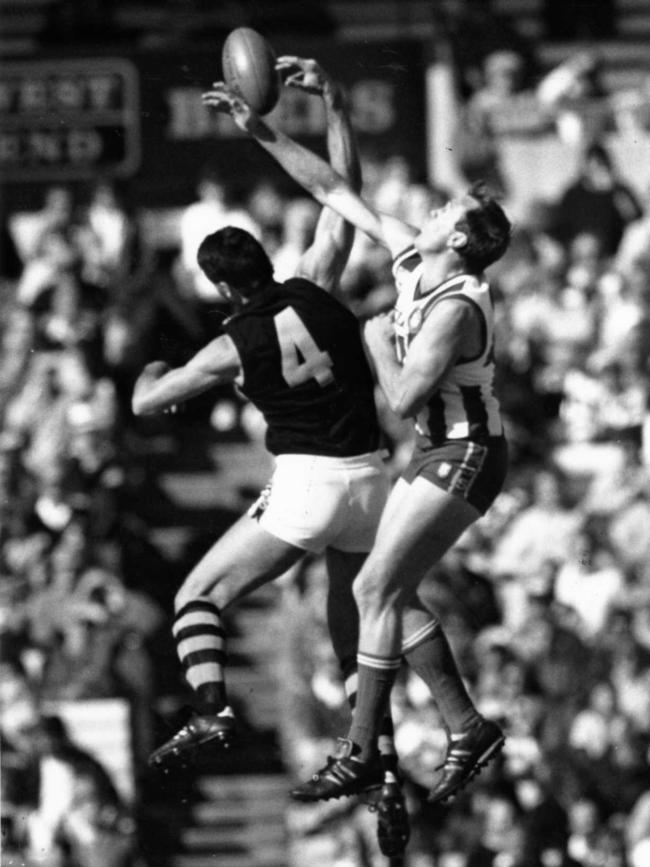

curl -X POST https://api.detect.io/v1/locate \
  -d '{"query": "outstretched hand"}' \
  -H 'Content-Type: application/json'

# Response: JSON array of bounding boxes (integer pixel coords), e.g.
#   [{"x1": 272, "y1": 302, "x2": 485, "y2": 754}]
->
[
  {"x1": 276, "y1": 55, "x2": 331, "y2": 96},
  {"x1": 202, "y1": 82, "x2": 256, "y2": 132}
]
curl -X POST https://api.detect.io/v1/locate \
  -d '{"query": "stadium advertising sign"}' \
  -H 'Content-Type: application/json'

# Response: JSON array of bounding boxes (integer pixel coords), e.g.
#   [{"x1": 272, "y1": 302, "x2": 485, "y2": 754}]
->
[
  {"x1": 0, "y1": 42, "x2": 423, "y2": 209},
  {"x1": 0, "y1": 58, "x2": 140, "y2": 182},
  {"x1": 134, "y1": 40, "x2": 425, "y2": 205}
]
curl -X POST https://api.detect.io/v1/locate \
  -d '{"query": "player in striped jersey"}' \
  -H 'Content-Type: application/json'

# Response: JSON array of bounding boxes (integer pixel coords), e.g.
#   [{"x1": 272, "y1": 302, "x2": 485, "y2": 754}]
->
[{"x1": 204, "y1": 82, "x2": 512, "y2": 804}]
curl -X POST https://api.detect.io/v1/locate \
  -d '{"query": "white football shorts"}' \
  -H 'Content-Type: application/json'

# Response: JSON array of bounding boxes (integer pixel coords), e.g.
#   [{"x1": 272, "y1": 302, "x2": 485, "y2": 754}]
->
[{"x1": 248, "y1": 451, "x2": 390, "y2": 553}]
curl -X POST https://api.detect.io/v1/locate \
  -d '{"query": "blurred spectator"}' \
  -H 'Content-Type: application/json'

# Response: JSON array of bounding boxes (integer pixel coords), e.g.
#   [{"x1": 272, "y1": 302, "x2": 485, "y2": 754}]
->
[
  {"x1": 548, "y1": 141, "x2": 642, "y2": 257},
  {"x1": 553, "y1": 523, "x2": 626, "y2": 640},
  {"x1": 489, "y1": 466, "x2": 582, "y2": 623},
  {"x1": 611, "y1": 642, "x2": 650, "y2": 736},
  {"x1": 515, "y1": 769, "x2": 571, "y2": 865},
  {"x1": 537, "y1": 51, "x2": 613, "y2": 148},
  {"x1": 177, "y1": 166, "x2": 261, "y2": 302},
  {"x1": 432, "y1": 0, "x2": 537, "y2": 100},
  {"x1": 455, "y1": 49, "x2": 530, "y2": 195},
  {"x1": 465, "y1": 50, "x2": 527, "y2": 131},
  {"x1": 76, "y1": 180, "x2": 141, "y2": 291},
  {"x1": 272, "y1": 197, "x2": 321, "y2": 281},
  {"x1": 16, "y1": 225, "x2": 81, "y2": 310},
  {"x1": 23, "y1": 714, "x2": 137, "y2": 867},
  {"x1": 568, "y1": 680, "x2": 628, "y2": 760},
  {"x1": 616, "y1": 183, "x2": 650, "y2": 277},
  {"x1": 247, "y1": 179, "x2": 287, "y2": 252},
  {"x1": 608, "y1": 486, "x2": 650, "y2": 577},
  {"x1": 566, "y1": 796, "x2": 606, "y2": 866},
  {"x1": 466, "y1": 786, "x2": 526, "y2": 867},
  {"x1": 613, "y1": 72, "x2": 650, "y2": 137},
  {"x1": 627, "y1": 790, "x2": 650, "y2": 867},
  {"x1": 593, "y1": 264, "x2": 650, "y2": 370},
  {"x1": 558, "y1": 358, "x2": 646, "y2": 475},
  {"x1": 10, "y1": 186, "x2": 76, "y2": 265}
]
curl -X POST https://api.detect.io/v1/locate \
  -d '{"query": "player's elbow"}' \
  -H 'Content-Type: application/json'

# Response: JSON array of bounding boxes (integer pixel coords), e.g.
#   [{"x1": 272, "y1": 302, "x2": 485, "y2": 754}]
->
[
  {"x1": 391, "y1": 386, "x2": 429, "y2": 420},
  {"x1": 316, "y1": 173, "x2": 348, "y2": 207},
  {"x1": 390, "y1": 393, "x2": 417, "y2": 420}
]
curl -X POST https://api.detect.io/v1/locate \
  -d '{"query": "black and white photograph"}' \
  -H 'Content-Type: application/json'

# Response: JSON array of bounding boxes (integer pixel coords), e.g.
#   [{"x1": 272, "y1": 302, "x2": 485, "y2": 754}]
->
[{"x1": 1, "y1": 2, "x2": 650, "y2": 866}]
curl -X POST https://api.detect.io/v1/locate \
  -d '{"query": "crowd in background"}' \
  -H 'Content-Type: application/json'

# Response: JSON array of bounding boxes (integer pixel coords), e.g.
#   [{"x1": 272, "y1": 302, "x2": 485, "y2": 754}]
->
[{"x1": 2, "y1": 19, "x2": 650, "y2": 867}]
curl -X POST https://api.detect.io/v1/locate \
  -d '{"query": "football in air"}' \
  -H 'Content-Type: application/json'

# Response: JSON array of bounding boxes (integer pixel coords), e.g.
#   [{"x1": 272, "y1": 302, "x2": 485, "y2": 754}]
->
[{"x1": 222, "y1": 27, "x2": 280, "y2": 115}]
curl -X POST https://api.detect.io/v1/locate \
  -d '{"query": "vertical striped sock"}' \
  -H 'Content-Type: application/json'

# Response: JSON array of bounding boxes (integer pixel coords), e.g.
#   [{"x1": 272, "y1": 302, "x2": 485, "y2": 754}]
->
[
  {"x1": 173, "y1": 599, "x2": 227, "y2": 714},
  {"x1": 349, "y1": 652, "x2": 401, "y2": 761},
  {"x1": 402, "y1": 619, "x2": 478, "y2": 732}
]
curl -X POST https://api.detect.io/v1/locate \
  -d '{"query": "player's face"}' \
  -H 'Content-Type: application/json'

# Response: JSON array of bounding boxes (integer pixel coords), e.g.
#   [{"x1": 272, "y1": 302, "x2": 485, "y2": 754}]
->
[{"x1": 414, "y1": 194, "x2": 478, "y2": 254}]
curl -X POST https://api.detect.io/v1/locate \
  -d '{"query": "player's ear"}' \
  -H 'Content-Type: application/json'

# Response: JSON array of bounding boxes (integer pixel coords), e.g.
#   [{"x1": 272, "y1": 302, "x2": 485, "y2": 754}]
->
[{"x1": 447, "y1": 230, "x2": 468, "y2": 251}]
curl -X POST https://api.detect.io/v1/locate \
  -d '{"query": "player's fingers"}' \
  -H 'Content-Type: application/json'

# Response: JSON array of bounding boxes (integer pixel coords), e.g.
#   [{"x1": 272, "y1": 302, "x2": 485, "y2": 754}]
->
[
  {"x1": 210, "y1": 83, "x2": 233, "y2": 96},
  {"x1": 283, "y1": 73, "x2": 304, "y2": 88},
  {"x1": 276, "y1": 55, "x2": 302, "y2": 66}
]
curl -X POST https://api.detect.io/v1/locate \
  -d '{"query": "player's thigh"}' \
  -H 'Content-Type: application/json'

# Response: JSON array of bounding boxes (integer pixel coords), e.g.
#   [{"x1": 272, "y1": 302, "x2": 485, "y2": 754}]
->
[
  {"x1": 177, "y1": 513, "x2": 304, "y2": 610},
  {"x1": 358, "y1": 476, "x2": 480, "y2": 601},
  {"x1": 331, "y1": 460, "x2": 390, "y2": 553},
  {"x1": 258, "y1": 457, "x2": 344, "y2": 552}
]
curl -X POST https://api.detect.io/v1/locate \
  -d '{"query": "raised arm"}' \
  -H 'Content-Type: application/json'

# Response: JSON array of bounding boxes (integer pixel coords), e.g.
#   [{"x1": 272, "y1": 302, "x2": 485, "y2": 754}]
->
[
  {"x1": 275, "y1": 56, "x2": 360, "y2": 290},
  {"x1": 202, "y1": 83, "x2": 417, "y2": 258},
  {"x1": 132, "y1": 335, "x2": 242, "y2": 416}
]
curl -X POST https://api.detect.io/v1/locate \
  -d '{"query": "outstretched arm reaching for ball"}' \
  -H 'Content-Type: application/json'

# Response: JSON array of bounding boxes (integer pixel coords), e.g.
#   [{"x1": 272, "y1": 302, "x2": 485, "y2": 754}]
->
[
  {"x1": 202, "y1": 82, "x2": 417, "y2": 259},
  {"x1": 276, "y1": 56, "x2": 360, "y2": 291}
]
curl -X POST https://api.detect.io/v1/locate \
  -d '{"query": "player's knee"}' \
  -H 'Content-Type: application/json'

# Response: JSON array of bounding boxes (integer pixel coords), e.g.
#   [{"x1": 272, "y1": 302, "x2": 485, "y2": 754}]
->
[
  {"x1": 174, "y1": 572, "x2": 226, "y2": 613},
  {"x1": 352, "y1": 568, "x2": 402, "y2": 617},
  {"x1": 173, "y1": 583, "x2": 194, "y2": 614}
]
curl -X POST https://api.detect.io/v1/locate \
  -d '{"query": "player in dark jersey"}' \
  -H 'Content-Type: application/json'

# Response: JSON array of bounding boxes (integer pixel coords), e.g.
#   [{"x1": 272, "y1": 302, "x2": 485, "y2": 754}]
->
[
  {"x1": 134, "y1": 58, "x2": 411, "y2": 857},
  {"x1": 204, "y1": 74, "x2": 512, "y2": 805}
]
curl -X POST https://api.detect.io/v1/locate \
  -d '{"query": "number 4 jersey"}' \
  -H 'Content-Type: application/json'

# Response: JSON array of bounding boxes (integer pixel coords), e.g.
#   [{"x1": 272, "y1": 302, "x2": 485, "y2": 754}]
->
[{"x1": 223, "y1": 278, "x2": 381, "y2": 457}]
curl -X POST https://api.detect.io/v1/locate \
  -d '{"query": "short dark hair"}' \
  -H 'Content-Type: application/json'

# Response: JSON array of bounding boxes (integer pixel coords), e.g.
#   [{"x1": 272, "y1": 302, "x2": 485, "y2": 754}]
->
[
  {"x1": 455, "y1": 182, "x2": 512, "y2": 272},
  {"x1": 197, "y1": 226, "x2": 273, "y2": 294}
]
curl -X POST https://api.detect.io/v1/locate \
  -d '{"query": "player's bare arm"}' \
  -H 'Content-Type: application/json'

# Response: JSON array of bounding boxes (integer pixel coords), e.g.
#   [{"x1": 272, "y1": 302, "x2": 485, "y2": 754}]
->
[
  {"x1": 277, "y1": 56, "x2": 360, "y2": 290},
  {"x1": 132, "y1": 335, "x2": 242, "y2": 416},
  {"x1": 202, "y1": 83, "x2": 417, "y2": 257},
  {"x1": 363, "y1": 300, "x2": 479, "y2": 419}
]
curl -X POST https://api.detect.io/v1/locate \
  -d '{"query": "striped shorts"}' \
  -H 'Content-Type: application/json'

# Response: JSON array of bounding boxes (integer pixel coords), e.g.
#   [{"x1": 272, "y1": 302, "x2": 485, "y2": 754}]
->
[{"x1": 401, "y1": 435, "x2": 508, "y2": 515}]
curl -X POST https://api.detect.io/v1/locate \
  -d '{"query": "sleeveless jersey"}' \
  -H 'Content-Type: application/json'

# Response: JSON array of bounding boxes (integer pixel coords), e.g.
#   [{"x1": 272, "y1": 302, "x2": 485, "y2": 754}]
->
[
  {"x1": 392, "y1": 246, "x2": 503, "y2": 446},
  {"x1": 223, "y1": 278, "x2": 381, "y2": 457}
]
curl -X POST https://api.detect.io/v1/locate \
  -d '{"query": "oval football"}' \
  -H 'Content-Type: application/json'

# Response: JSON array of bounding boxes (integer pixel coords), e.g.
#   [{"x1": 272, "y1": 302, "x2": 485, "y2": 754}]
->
[{"x1": 222, "y1": 27, "x2": 279, "y2": 115}]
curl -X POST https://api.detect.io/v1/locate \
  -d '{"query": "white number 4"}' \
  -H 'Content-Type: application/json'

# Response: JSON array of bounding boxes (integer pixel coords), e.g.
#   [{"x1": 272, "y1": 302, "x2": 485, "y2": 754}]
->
[{"x1": 274, "y1": 307, "x2": 334, "y2": 387}]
